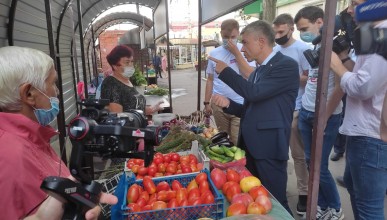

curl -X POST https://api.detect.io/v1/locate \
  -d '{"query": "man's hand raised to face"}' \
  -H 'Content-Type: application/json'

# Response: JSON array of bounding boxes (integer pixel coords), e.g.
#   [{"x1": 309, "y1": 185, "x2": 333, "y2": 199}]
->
[{"x1": 207, "y1": 56, "x2": 228, "y2": 74}]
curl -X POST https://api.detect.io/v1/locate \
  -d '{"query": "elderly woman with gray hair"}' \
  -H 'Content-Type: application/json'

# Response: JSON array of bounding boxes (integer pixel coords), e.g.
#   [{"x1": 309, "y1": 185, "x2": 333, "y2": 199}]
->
[{"x1": 0, "y1": 46, "x2": 117, "y2": 220}]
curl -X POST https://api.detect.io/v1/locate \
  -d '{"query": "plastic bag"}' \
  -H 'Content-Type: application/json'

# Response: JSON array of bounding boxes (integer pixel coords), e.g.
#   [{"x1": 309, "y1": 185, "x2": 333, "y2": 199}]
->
[{"x1": 210, "y1": 157, "x2": 247, "y2": 170}]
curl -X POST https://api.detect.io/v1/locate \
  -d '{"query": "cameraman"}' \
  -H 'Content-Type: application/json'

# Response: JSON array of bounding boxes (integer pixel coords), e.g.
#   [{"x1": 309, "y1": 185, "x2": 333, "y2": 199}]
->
[
  {"x1": 330, "y1": 0, "x2": 387, "y2": 218},
  {"x1": 0, "y1": 46, "x2": 117, "y2": 219},
  {"x1": 294, "y1": 6, "x2": 346, "y2": 219}
]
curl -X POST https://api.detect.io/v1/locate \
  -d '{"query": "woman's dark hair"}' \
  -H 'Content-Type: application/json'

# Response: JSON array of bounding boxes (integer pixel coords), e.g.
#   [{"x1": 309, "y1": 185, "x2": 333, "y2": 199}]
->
[{"x1": 106, "y1": 45, "x2": 134, "y2": 69}]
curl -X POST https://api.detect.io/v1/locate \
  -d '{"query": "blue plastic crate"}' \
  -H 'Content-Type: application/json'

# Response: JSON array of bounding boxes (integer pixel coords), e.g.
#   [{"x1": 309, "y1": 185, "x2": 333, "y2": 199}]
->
[{"x1": 112, "y1": 169, "x2": 224, "y2": 220}]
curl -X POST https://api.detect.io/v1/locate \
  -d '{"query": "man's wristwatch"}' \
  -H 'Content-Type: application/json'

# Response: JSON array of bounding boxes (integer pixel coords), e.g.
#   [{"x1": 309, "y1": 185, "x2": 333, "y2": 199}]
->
[{"x1": 203, "y1": 101, "x2": 210, "y2": 105}]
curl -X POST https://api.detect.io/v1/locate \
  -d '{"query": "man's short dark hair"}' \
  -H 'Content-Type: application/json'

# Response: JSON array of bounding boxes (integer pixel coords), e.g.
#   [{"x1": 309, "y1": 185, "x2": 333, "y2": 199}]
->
[
  {"x1": 294, "y1": 6, "x2": 324, "y2": 24},
  {"x1": 273, "y1": 14, "x2": 294, "y2": 27}
]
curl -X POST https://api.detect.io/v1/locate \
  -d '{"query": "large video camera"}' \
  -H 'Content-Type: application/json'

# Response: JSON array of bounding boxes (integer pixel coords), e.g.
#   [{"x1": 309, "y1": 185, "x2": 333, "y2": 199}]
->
[
  {"x1": 40, "y1": 99, "x2": 161, "y2": 219},
  {"x1": 354, "y1": 23, "x2": 387, "y2": 60},
  {"x1": 303, "y1": 14, "x2": 353, "y2": 68},
  {"x1": 304, "y1": 29, "x2": 351, "y2": 68}
]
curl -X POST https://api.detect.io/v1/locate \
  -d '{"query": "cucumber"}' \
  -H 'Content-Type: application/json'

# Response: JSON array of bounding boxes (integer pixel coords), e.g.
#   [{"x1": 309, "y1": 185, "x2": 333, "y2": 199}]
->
[
  {"x1": 234, "y1": 148, "x2": 244, "y2": 160},
  {"x1": 229, "y1": 146, "x2": 239, "y2": 153},
  {"x1": 210, "y1": 145, "x2": 225, "y2": 155},
  {"x1": 222, "y1": 146, "x2": 235, "y2": 157},
  {"x1": 222, "y1": 157, "x2": 234, "y2": 163}
]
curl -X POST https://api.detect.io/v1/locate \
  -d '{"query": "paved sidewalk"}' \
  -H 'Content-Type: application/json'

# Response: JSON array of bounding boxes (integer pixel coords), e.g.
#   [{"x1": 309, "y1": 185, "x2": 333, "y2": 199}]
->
[{"x1": 159, "y1": 67, "x2": 387, "y2": 220}]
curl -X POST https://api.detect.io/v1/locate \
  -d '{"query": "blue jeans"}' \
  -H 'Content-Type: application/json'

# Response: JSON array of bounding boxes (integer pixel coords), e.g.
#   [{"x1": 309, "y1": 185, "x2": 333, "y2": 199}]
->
[
  {"x1": 298, "y1": 108, "x2": 342, "y2": 210},
  {"x1": 344, "y1": 136, "x2": 387, "y2": 220}
]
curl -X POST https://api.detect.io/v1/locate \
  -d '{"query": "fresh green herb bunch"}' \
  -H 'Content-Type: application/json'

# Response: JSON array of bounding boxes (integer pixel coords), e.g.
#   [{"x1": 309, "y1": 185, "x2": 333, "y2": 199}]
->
[
  {"x1": 130, "y1": 66, "x2": 147, "y2": 86},
  {"x1": 144, "y1": 87, "x2": 169, "y2": 96}
]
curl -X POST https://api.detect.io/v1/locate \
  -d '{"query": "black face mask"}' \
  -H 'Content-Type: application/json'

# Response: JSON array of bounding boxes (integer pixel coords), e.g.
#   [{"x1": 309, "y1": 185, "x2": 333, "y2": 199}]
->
[{"x1": 275, "y1": 32, "x2": 290, "y2": 45}]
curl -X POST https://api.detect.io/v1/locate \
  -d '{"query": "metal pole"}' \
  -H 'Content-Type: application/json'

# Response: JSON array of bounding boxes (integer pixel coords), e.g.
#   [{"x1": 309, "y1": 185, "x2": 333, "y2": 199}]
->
[
  {"x1": 91, "y1": 26, "x2": 98, "y2": 85},
  {"x1": 306, "y1": 1, "x2": 337, "y2": 219},
  {"x1": 7, "y1": 0, "x2": 18, "y2": 46},
  {"x1": 44, "y1": 0, "x2": 67, "y2": 164},
  {"x1": 77, "y1": 0, "x2": 88, "y2": 98},
  {"x1": 197, "y1": 0, "x2": 203, "y2": 111},
  {"x1": 165, "y1": 0, "x2": 173, "y2": 112}
]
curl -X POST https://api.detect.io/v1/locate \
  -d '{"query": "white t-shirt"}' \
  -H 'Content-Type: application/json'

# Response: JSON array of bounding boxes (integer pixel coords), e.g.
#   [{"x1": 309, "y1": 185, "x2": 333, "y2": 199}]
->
[
  {"x1": 206, "y1": 44, "x2": 255, "y2": 104},
  {"x1": 274, "y1": 40, "x2": 311, "y2": 110},
  {"x1": 302, "y1": 45, "x2": 343, "y2": 114}
]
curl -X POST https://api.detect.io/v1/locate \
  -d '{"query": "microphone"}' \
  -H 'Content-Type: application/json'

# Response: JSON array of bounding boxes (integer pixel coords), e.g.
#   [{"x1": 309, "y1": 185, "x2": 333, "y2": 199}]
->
[{"x1": 356, "y1": 0, "x2": 387, "y2": 22}]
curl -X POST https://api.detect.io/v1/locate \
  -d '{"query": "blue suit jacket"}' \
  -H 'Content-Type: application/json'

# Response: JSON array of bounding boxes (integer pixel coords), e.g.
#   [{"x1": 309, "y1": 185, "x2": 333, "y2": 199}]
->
[{"x1": 219, "y1": 52, "x2": 299, "y2": 160}]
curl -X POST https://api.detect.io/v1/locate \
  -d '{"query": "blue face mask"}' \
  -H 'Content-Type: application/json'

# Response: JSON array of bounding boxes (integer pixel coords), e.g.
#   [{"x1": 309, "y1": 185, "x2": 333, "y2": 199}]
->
[
  {"x1": 33, "y1": 89, "x2": 60, "y2": 126},
  {"x1": 300, "y1": 32, "x2": 317, "y2": 43}
]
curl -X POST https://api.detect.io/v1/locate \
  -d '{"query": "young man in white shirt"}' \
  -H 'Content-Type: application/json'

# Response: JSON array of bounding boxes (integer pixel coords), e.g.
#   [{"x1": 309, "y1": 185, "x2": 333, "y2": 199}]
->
[
  {"x1": 272, "y1": 13, "x2": 311, "y2": 216},
  {"x1": 295, "y1": 6, "x2": 345, "y2": 220},
  {"x1": 204, "y1": 19, "x2": 255, "y2": 145},
  {"x1": 330, "y1": 0, "x2": 387, "y2": 218}
]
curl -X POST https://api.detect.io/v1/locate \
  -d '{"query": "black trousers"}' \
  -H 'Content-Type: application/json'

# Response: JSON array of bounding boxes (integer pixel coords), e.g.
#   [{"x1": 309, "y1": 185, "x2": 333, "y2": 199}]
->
[
  {"x1": 245, "y1": 148, "x2": 293, "y2": 216},
  {"x1": 155, "y1": 67, "x2": 162, "y2": 78}
]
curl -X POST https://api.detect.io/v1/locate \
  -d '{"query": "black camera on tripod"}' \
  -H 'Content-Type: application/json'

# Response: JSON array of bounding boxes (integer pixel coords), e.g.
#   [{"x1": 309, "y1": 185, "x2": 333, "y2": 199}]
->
[
  {"x1": 303, "y1": 30, "x2": 350, "y2": 68},
  {"x1": 40, "y1": 99, "x2": 161, "y2": 219}
]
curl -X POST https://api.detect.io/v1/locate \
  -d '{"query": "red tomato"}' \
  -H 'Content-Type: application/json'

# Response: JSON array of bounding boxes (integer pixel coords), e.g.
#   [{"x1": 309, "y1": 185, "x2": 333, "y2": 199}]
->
[
  {"x1": 196, "y1": 162, "x2": 204, "y2": 171},
  {"x1": 139, "y1": 191, "x2": 149, "y2": 202},
  {"x1": 138, "y1": 167, "x2": 148, "y2": 176},
  {"x1": 156, "y1": 190, "x2": 168, "y2": 202},
  {"x1": 157, "y1": 163, "x2": 166, "y2": 173},
  {"x1": 179, "y1": 155, "x2": 190, "y2": 164},
  {"x1": 141, "y1": 204, "x2": 152, "y2": 211},
  {"x1": 131, "y1": 165, "x2": 139, "y2": 174},
  {"x1": 199, "y1": 181, "x2": 210, "y2": 193},
  {"x1": 189, "y1": 154, "x2": 198, "y2": 164},
  {"x1": 152, "y1": 201, "x2": 167, "y2": 210},
  {"x1": 170, "y1": 153, "x2": 180, "y2": 162},
  {"x1": 134, "y1": 159, "x2": 144, "y2": 165},
  {"x1": 153, "y1": 157, "x2": 163, "y2": 165},
  {"x1": 127, "y1": 203, "x2": 141, "y2": 212},
  {"x1": 179, "y1": 199, "x2": 188, "y2": 207},
  {"x1": 143, "y1": 176, "x2": 156, "y2": 194},
  {"x1": 201, "y1": 191, "x2": 215, "y2": 204},
  {"x1": 255, "y1": 195, "x2": 272, "y2": 214},
  {"x1": 136, "y1": 197, "x2": 147, "y2": 208},
  {"x1": 154, "y1": 172, "x2": 164, "y2": 177},
  {"x1": 166, "y1": 164, "x2": 177, "y2": 174},
  {"x1": 163, "y1": 154, "x2": 171, "y2": 163},
  {"x1": 182, "y1": 166, "x2": 192, "y2": 173},
  {"x1": 167, "y1": 198, "x2": 179, "y2": 208},
  {"x1": 226, "y1": 169, "x2": 241, "y2": 183},
  {"x1": 190, "y1": 164, "x2": 198, "y2": 172},
  {"x1": 171, "y1": 180, "x2": 183, "y2": 191},
  {"x1": 188, "y1": 197, "x2": 202, "y2": 206},
  {"x1": 226, "y1": 184, "x2": 241, "y2": 202},
  {"x1": 147, "y1": 194, "x2": 157, "y2": 206},
  {"x1": 127, "y1": 184, "x2": 140, "y2": 203},
  {"x1": 166, "y1": 190, "x2": 176, "y2": 200},
  {"x1": 195, "y1": 173, "x2": 208, "y2": 185},
  {"x1": 156, "y1": 181, "x2": 170, "y2": 192},
  {"x1": 126, "y1": 162, "x2": 135, "y2": 169},
  {"x1": 147, "y1": 167, "x2": 157, "y2": 177},
  {"x1": 154, "y1": 152, "x2": 163, "y2": 158},
  {"x1": 249, "y1": 186, "x2": 269, "y2": 200},
  {"x1": 176, "y1": 188, "x2": 187, "y2": 204},
  {"x1": 227, "y1": 203, "x2": 247, "y2": 217},
  {"x1": 136, "y1": 175, "x2": 144, "y2": 180},
  {"x1": 188, "y1": 188, "x2": 200, "y2": 201},
  {"x1": 222, "y1": 181, "x2": 238, "y2": 194},
  {"x1": 210, "y1": 168, "x2": 227, "y2": 190}
]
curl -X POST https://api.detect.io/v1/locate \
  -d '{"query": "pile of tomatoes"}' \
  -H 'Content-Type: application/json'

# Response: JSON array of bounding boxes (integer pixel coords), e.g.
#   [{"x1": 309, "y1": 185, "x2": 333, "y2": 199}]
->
[
  {"x1": 126, "y1": 152, "x2": 204, "y2": 179},
  {"x1": 126, "y1": 172, "x2": 216, "y2": 213}
]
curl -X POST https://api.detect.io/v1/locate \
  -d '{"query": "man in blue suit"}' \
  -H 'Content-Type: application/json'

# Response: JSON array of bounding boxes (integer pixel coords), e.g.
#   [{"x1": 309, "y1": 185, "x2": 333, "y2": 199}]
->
[{"x1": 209, "y1": 20, "x2": 299, "y2": 215}]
